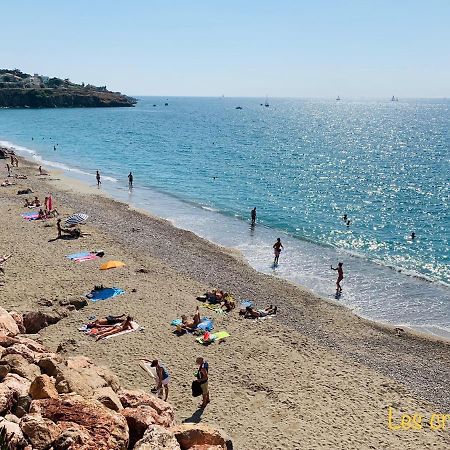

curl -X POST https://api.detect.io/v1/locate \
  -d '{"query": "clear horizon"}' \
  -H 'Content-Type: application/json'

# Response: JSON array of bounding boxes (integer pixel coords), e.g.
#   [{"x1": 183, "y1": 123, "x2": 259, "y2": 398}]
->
[{"x1": 2, "y1": 0, "x2": 449, "y2": 98}]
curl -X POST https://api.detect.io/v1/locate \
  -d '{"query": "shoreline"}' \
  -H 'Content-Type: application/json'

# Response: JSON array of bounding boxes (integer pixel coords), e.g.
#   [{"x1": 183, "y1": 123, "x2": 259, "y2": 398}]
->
[
  {"x1": 1, "y1": 156, "x2": 450, "y2": 449},
  {"x1": 4, "y1": 139, "x2": 450, "y2": 340}
]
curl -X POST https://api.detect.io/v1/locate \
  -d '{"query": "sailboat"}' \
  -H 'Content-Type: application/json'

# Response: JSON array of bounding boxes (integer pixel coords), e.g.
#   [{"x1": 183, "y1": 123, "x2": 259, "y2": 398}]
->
[
  {"x1": 264, "y1": 95, "x2": 269, "y2": 107},
  {"x1": 391, "y1": 96, "x2": 399, "y2": 102},
  {"x1": 336, "y1": 96, "x2": 340, "y2": 101}
]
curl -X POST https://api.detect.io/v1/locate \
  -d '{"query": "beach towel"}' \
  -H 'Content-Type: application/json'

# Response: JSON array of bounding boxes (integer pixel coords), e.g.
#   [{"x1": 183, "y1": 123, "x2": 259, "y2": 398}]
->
[
  {"x1": 21, "y1": 212, "x2": 39, "y2": 220},
  {"x1": 67, "y1": 252, "x2": 90, "y2": 260},
  {"x1": 86, "y1": 287, "x2": 125, "y2": 302},
  {"x1": 196, "y1": 331, "x2": 230, "y2": 345},
  {"x1": 240, "y1": 300, "x2": 254, "y2": 309},
  {"x1": 101, "y1": 321, "x2": 140, "y2": 340},
  {"x1": 74, "y1": 254, "x2": 99, "y2": 263},
  {"x1": 171, "y1": 317, "x2": 214, "y2": 332}
]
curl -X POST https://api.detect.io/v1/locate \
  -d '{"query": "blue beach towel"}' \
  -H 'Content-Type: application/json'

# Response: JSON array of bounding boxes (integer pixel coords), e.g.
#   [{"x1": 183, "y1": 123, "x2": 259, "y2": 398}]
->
[
  {"x1": 87, "y1": 287, "x2": 125, "y2": 302},
  {"x1": 171, "y1": 317, "x2": 214, "y2": 332},
  {"x1": 67, "y1": 252, "x2": 90, "y2": 260},
  {"x1": 240, "y1": 300, "x2": 254, "y2": 309}
]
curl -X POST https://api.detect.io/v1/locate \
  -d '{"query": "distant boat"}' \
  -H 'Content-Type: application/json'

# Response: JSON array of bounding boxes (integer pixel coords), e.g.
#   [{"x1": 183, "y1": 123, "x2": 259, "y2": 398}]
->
[
  {"x1": 391, "y1": 96, "x2": 399, "y2": 102},
  {"x1": 264, "y1": 95, "x2": 269, "y2": 107},
  {"x1": 235, "y1": 106, "x2": 243, "y2": 110},
  {"x1": 336, "y1": 96, "x2": 340, "y2": 101},
  {"x1": 164, "y1": 103, "x2": 168, "y2": 106}
]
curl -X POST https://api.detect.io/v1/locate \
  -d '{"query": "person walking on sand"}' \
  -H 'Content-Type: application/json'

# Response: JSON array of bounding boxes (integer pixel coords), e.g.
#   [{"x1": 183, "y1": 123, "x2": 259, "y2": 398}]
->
[
  {"x1": 195, "y1": 357, "x2": 210, "y2": 409},
  {"x1": 56, "y1": 218, "x2": 62, "y2": 238},
  {"x1": 6, "y1": 164, "x2": 10, "y2": 177},
  {"x1": 251, "y1": 207, "x2": 256, "y2": 225},
  {"x1": 96, "y1": 170, "x2": 101, "y2": 187},
  {"x1": 128, "y1": 172, "x2": 133, "y2": 189},
  {"x1": 331, "y1": 262, "x2": 344, "y2": 293},
  {"x1": 273, "y1": 238, "x2": 283, "y2": 265},
  {"x1": 149, "y1": 360, "x2": 170, "y2": 401}
]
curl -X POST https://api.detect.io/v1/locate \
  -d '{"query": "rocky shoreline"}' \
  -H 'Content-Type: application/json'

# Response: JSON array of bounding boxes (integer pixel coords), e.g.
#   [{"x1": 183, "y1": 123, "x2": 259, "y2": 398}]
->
[{"x1": 0, "y1": 307, "x2": 232, "y2": 450}]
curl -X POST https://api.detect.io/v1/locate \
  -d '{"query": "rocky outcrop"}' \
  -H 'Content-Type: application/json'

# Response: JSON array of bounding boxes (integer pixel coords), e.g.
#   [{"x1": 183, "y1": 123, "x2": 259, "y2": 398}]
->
[
  {"x1": 0, "y1": 307, "x2": 233, "y2": 449},
  {"x1": 0, "y1": 88, "x2": 137, "y2": 108}
]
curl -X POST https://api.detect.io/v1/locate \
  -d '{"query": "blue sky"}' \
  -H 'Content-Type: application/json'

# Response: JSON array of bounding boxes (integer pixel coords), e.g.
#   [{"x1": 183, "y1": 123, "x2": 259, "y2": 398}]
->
[{"x1": 2, "y1": 0, "x2": 449, "y2": 97}]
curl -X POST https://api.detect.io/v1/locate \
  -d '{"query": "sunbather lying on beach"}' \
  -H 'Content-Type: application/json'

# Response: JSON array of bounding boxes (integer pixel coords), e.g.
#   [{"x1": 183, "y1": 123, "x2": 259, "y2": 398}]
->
[
  {"x1": 1, "y1": 179, "x2": 15, "y2": 186},
  {"x1": 179, "y1": 307, "x2": 201, "y2": 331},
  {"x1": 241, "y1": 305, "x2": 278, "y2": 318},
  {"x1": 87, "y1": 314, "x2": 126, "y2": 328},
  {"x1": 95, "y1": 316, "x2": 134, "y2": 341},
  {"x1": 197, "y1": 290, "x2": 235, "y2": 311},
  {"x1": 14, "y1": 174, "x2": 27, "y2": 180}
]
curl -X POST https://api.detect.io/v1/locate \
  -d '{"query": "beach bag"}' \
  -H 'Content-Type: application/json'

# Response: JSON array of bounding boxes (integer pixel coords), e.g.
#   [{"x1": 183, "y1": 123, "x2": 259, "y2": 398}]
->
[{"x1": 191, "y1": 380, "x2": 202, "y2": 397}]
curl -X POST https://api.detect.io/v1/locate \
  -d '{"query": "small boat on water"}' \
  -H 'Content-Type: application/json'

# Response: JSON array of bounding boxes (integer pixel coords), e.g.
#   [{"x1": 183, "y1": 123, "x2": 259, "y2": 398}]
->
[
  {"x1": 391, "y1": 96, "x2": 399, "y2": 102},
  {"x1": 336, "y1": 96, "x2": 340, "y2": 101},
  {"x1": 235, "y1": 106, "x2": 243, "y2": 110},
  {"x1": 264, "y1": 95, "x2": 269, "y2": 107}
]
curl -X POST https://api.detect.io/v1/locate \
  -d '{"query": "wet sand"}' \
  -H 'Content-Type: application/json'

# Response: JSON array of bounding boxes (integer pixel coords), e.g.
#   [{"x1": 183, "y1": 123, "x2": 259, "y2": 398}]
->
[{"x1": 0, "y1": 158, "x2": 449, "y2": 450}]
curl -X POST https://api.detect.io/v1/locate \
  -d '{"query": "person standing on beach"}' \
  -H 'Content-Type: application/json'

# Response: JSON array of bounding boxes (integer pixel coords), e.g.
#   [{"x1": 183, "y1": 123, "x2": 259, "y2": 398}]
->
[
  {"x1": 195, "y1": 357, "x2": 210, "y2": 409},
  {"x1": 273, "y1": 238, "x2": 283, "y2": 265},
  {"x1": 56, "y1": 219, "x2": 62, "y2": 238},
  {"x1": 6, "y1": 164, "x2": 10, "y2": 177},
  {"x1": 150, "y1": 360, "x2": 170, "y2": 401},
  {"x1": 128, "y1": 172, "x2": 133, "y2": 189},
  {"x1": 96, "y1": 170, "x2": 101, "y2": 187},
  {"x1": 331, "y1": 262, "x2": 344, "y2": 293},
  {"x1": 251, "y1": 207, "x2": 257, "y2": 225}
]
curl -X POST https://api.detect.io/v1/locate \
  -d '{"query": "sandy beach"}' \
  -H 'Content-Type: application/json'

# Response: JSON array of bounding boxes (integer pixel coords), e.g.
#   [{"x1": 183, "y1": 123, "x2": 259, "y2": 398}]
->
[{"x1": 1, "y1": 157, "x2": 449, "y2": 450}]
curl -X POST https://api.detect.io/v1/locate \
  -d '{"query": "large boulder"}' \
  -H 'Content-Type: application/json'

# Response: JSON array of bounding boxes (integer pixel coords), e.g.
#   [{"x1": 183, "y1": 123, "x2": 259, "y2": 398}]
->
[
  {"x1": 55, "y1": 357, "x2": 120, "y2": 397},
  {"x1": 37, "y1": 354, "x2": 64, "y2": 377},
  {"x1": 170, "y1": 424, "x2": 233, "y2": 450},
  {"x1": 9, "y1": 311, "x2": 26, "y2": 334},
  {"x1": 0, "y1": 417, "x2": 28, "y2": 448},
  {"x1": 2, "y1": 373, "x2": 31, "y2": 397},
  {"x1": 22, "y1": 310, "x2": 63, "y2": 334},
  {"x1": 0, "y1": 384, "x2": 14, "y2": 415},
  {"x1": 2, "y1": 354, "x2": 41, "y2": 381},
  {"x1": 0, "y1": 361, "x2": 10, "y2": 378},
  {"x1": 2, "y1": 343, "x2": 38, "y2": 363},
  {"x1": 20, "y1": 413, "x2": 61, "y2": 450},
  {"x1": 0, "y1": 306, "x2": 20, "y2": 336},
  {"x1": 13, "y1": 395, "x2": 32, "y2": 418},
  {"x1": 29, "y1": 374, "x2": 59, "y2": 400},
  {"x1": 52, "y1": 423, "x2": 93, "y2": 449},
  {"x1": 29, "y1": 394, "x2": 129, "y2": 450},
  {"x1": 134, "y1": 425, "x2": 181, "y2": 450},
  {"x1": 121, "y1": 406, "x2": 159, "y2": 448},
  {"x1": 15, "y1": 336, "x2": 47, "y2": 354},
  {"x1": 118, "y1": 389, "x2": 175, "y2": 426},
  {"x1": 0, "y1": 335, "x2": 19, "y2": 348},
  {"x1": 93, "y1": 386, "x2": 123, "y2": 411}
]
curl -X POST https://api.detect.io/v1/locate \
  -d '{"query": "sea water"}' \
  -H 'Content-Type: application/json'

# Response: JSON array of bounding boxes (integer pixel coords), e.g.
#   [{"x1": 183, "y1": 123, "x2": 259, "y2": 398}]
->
[{"x1": 0, "y1": 97, "x2": 449, "y2": 337}]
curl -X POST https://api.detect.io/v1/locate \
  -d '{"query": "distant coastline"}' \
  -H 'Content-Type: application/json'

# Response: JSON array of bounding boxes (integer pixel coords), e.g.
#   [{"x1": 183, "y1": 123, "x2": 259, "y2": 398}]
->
[{"x1": 0, "y1": 69, "x2": 136, "y2": 108}]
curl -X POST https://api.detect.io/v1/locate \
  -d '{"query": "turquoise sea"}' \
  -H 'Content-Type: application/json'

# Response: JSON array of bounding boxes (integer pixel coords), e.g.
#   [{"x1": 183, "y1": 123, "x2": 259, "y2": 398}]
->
[{"x1": 1, "y1": 97, "x2": 449, "y2": 337}]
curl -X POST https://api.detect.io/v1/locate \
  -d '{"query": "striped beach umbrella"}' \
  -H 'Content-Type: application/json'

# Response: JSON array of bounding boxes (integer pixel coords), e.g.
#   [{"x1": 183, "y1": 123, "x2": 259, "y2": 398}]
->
[{"x1": 64, "y1": 213, "x2": 89, "y2": 227}]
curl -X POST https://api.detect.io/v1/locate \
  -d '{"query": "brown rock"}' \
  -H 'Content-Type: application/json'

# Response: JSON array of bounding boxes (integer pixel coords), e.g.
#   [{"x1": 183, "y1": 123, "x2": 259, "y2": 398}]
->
[
  {"x1": 2, "y1": 373, "x2": 31, "y2": 397},
  {"x1": 2, "y1": 354, "x2": 41, "y2": 381},
  {"x1": 121, "y1": 406, "x2": 157, "y2": 448},
  {"x1": 93, "y1": 386, "x2": 123, "y2": 411},
  {"x1": 0, "y1": 384, "x2": 14, "y2": 414},
  {"x1": 37, "y1": 354, "x2": 64, "y2": 377},
  {"x1": 29, "y1": 374, "x2": 59, "y2": 400},
  {"x1": 0, "y1": 306, "x2": 20, "y2": 336},
  {"x1": 55, "y1": 358, "x2": 119, "y2": 398},
  {"x1": 0, "y1": 417, "x2": 28, "y2": 448},
  {"x1": 22, "y1": 310, "x2": 63, "y2": 334},
  {"x1": 30, "y1": 394, "x2": 129, "y2": 450},
  {"x1": 13, "y1": 394, "x2": 32, "y2": 418},
  {"x1": 9, "y1": 311, "x2": 26, "y2": 334},
  {"x1": 52, "y1": 423, "x2": 93, "y2": 449},
  {"x1": 119, "y1": 389, "x2": 175, "y2": 427},
  {"x1": 15, "y1": 336, "x2": 47, "y2": 353},
  {"x1": 0, "y1": 361, "x2": 10, "y2": 378},
  {"x1": 0, "y1": 335, "x2": 18, "y2": 348},
  {"x1": 20, "y1": 413, "x2": 61, "y2": 450},
  {"x1": 2, "y1": 343, "x2": 37, "y2": 363},
  {"x1": 171, "y1": 424, "x2": 233, "y2": 450},
  {"x1": 134, "y1": 425, "x2": 181, "y2": 450}
]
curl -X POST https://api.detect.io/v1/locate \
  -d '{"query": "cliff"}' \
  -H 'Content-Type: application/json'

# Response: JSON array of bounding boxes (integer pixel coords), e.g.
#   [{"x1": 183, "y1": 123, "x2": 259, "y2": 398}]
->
[{"x1": 0, "y1": 69, "x2": 136, "y2": 108}]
